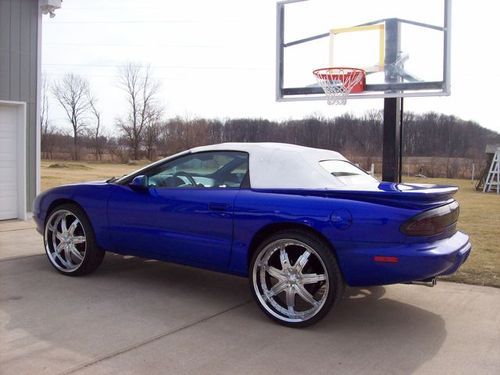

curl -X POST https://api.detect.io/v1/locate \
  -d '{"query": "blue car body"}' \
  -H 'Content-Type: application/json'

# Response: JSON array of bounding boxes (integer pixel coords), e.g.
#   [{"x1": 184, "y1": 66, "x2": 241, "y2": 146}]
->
[{"x1": 33, "y1": 143, "x2": 471, "y2": 287}]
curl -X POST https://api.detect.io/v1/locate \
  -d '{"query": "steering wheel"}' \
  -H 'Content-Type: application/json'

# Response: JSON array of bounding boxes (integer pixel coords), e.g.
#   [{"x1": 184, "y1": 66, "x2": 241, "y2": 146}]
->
[{"x1": 173, "y1": 171, "x2": 197, "y2": 187}]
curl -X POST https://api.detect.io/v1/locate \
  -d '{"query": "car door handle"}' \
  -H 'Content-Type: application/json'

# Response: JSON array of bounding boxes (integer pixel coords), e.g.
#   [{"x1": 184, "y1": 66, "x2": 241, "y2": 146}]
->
[{"x1": 208, "y1": 202, "x2": 230, "y2": 212}]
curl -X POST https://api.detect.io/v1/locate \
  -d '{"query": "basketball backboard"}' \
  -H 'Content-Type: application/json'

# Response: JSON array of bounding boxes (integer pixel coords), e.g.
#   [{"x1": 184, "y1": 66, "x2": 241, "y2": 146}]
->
[{"x1": 276, "y1": 0, "x2": 451, "y2": 101}]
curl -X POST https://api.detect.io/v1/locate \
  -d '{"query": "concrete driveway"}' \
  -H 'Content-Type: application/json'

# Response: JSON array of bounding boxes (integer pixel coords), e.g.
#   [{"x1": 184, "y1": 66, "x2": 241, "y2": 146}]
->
[{"x1": 1, "y1": 220, "x2": 499, "y2": 375}]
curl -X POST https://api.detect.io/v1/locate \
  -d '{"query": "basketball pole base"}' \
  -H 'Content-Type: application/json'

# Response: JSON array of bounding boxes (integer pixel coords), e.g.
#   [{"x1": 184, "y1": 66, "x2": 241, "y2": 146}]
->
[{"x1": 382, "y1": 97, "x2": 403, "y2": 183}]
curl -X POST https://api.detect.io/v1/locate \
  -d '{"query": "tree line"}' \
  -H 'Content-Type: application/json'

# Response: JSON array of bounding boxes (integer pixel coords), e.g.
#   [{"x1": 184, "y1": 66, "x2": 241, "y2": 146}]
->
[{"x1": 42, "y1": 65, "x2": 500, "y2": 162}]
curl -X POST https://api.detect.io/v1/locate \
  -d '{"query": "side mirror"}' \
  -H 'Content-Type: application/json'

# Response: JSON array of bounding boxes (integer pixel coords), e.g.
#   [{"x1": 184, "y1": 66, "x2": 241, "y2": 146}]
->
[{"x1": 129, "y1": 175, "x2": 149, "y2": 192}]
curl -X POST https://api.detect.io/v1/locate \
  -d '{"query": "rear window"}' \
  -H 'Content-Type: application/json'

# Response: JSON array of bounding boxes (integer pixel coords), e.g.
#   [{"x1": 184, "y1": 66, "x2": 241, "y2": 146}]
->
[{"x1": 319, "y1": 160, "x2": 377, "y2": 185}]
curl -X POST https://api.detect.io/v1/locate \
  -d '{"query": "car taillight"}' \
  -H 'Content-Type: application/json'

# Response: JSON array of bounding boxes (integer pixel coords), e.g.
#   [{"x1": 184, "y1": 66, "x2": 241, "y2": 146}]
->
[{"x1": 401, "y1": 201, "x2": 459, "y2": 236}]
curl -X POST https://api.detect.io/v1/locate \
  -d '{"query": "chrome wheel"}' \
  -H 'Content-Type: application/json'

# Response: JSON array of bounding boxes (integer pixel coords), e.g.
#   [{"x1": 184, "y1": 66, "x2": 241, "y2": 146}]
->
[
  {"x1": 252, "y1": 238, "x2": 330, "y2": 323},
  {"x1": 44, "y1": 209, "x2": 87, "y2": 272}
]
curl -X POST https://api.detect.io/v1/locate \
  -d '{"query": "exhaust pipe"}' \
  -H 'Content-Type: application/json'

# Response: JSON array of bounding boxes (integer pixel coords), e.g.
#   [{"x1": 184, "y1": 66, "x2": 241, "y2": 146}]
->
[{"x1": 407, "y1": 277, "x2": 437, "y2": 287}]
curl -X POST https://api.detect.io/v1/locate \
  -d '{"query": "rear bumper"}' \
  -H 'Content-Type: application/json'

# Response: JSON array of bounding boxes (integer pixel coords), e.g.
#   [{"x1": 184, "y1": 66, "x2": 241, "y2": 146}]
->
[
  {"x1": 436, "y1": 233, "x2": 471, "y2": 276},
  {"x1": 336, "y1": 231, "x2": 472, "y2": 286}
]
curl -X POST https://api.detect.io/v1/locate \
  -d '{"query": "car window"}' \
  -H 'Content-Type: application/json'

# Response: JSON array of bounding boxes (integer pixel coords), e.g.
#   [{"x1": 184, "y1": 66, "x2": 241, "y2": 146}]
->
[
  {"x1": 319, "y1": 160, "x2": 377, "y2": 185},
  {"x1": 147, "y1": 151, "x2": 249, "y2": 189}
]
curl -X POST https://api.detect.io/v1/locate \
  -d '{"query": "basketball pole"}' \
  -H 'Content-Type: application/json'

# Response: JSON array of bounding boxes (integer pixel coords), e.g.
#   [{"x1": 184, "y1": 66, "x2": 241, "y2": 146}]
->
[
  {"x1": 381, "y1": 18, "x2": 403, "y2": 183},
  {"x1": 382, "y1": 98, "x2": 402, "y2": 183}
]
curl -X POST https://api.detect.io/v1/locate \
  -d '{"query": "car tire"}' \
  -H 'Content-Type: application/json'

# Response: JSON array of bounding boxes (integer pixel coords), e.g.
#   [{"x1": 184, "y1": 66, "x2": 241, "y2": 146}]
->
[
  {"x1": 44, "y1": 203, "x2": 105, "y2": 276},
  {"x1": 249, "y1": 230, "x2": 344, "y2": 327}
]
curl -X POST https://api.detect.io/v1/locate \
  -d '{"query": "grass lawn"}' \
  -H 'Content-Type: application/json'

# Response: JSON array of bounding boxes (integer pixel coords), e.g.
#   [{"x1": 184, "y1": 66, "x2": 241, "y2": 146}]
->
[
  {"x1": 41, "y1": 160, "x2": 500, "y2": 288},
  {"x1": 41, "y1": 160, "x2": 144, "y2": 191}
]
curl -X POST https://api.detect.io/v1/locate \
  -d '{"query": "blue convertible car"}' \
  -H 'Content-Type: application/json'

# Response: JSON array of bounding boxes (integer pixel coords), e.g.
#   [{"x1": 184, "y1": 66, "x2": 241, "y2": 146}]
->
[{"x1": 34, "y1": 143, "x2": 471, "y2": 326}]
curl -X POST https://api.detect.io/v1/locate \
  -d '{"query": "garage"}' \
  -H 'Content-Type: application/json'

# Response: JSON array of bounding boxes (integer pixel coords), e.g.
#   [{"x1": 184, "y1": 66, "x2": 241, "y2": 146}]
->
[
  {"x1": 1, "y1": 0, "x2": 51, "y2": 221},
  {"x1": 0, "y1": 101, "x2": 26, "y2": 220}
]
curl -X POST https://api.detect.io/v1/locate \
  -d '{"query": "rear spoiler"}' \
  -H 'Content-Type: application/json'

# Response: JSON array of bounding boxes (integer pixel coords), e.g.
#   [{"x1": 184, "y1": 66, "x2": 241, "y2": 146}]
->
[{"x1": 254, "y1": 183, "x2": 458, "y2": 210}]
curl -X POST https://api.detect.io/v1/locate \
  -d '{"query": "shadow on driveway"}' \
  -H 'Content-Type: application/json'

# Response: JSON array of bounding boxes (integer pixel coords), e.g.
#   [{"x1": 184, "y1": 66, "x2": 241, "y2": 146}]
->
[{"x1": 1, "y1": 253, "x2": 446, "y2": 374}]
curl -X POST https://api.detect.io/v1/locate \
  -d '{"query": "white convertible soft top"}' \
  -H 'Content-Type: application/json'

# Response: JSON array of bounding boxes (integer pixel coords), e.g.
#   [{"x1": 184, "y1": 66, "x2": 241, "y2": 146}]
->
[{"x1": 189, "y1": 142, "x2": 348, "y2": 189}]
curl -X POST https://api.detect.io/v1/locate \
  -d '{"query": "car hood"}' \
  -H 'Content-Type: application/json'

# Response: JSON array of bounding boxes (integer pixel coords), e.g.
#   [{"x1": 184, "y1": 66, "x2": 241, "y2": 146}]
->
[
  {"x1": 46, "y1": 180, "x2": 109, "y2": 190},
  {"x1": 36, "y1": 181, "x2": 110, "y2": 202}
]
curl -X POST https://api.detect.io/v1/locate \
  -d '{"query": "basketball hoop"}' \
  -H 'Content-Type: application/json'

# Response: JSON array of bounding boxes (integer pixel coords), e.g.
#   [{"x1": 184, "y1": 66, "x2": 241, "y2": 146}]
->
[{"x1": 313, "y1": 67, "x2": 366, "y2": 105}]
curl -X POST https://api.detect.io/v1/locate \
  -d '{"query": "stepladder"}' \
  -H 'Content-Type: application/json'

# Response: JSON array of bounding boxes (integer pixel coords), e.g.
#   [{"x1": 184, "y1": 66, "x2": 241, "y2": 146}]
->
[{"x1": 483, "y1": 149, "x2": 500, "y2": 194}]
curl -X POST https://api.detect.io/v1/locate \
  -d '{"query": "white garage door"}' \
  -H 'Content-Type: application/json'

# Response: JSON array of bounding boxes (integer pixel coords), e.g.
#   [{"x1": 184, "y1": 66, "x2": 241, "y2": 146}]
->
[{"x1": 0, "y1": 103, "x2": 25, "y2": 220}]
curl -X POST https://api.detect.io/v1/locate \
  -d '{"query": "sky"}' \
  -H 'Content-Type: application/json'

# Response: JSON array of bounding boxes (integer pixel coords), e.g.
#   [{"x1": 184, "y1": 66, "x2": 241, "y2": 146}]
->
[{"x1": 42, "y1": 0, "x2": 500, "y2": 134}]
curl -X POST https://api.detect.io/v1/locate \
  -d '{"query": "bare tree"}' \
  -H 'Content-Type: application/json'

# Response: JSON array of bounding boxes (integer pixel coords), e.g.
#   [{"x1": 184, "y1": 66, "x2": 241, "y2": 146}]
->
[
  {"x1": 52, "y1": 73, "x2": 90, "y2": 160},
  {"x1": 40, "y1": 75, "x2": 50, "y2": 136},
  {"x1": 86, "y1": 91, "x2": 104, "y2": 160},
  {"x1": 144, "y1": 114, "x2": 163, "y2": 161},
  {"x1": 40, "y1": 75, "x2": 56, "y2": 158},
  {"x1": 116, "y1": 63, "x2": 162, "y2": 160}
]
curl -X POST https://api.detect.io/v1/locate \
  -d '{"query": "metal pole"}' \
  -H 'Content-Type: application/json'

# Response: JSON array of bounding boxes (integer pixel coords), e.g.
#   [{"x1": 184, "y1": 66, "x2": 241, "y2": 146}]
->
[
  {"x1": 399, "y1": 97, "x2": 404, "y2": 183},
  {"x1": 382, "y1": 98, "x2": 402, "y2": 182},
  {"x1": 381, "y1": 18, "x2": 403, "y2": 183},
  {"x1": 275, "y1": 2, "x2": 284, "y2": 101}
]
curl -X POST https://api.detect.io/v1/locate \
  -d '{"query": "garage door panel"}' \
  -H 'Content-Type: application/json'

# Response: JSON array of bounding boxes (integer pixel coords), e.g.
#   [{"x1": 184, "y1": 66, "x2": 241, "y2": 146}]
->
[
  {"x1": 0, "y1": 142, "x2": 17, "y2": 157},
  {"x1": 0, "y1": 122, "x2": 17, "y2": 160},
  {"x1": 0, "y1": 109, "x2": 17, "y2": 123},
  {"x1": 0, "y1": 179, "x2": 16, "y2": 189},
  {"x1": 0, "y1": 189, "x2": 16, "y2": 200},
  {"x1": 0, "y1": 160, "x2": 16, "y2": 169},
  {"x1": 0, "y1": 104, "x2": 20, "y2": 220},
  {"x1": 0, "y1": 145, "x2": 17, "y2": 158}
]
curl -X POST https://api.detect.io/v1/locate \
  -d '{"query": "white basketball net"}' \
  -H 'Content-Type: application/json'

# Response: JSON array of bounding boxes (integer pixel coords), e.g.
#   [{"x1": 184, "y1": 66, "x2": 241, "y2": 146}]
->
[{"x1": 313, "y1": 68, "x2": 365, "y2": 105}]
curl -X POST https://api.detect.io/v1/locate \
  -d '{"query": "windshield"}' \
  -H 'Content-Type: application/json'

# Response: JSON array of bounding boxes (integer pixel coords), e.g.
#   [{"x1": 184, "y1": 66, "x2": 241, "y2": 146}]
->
[{"x1": 319, "y1": 160, "x2": 378, "y2": 185}]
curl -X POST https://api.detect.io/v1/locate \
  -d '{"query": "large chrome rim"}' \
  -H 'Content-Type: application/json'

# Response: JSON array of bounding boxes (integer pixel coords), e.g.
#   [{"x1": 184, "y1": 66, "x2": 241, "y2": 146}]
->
[
  {"x1": 44, "y1": 209, "x2": 87, "y2": 272},
  {"x1": 252, "y1": 239, "x2": 329, "y2": 323}
]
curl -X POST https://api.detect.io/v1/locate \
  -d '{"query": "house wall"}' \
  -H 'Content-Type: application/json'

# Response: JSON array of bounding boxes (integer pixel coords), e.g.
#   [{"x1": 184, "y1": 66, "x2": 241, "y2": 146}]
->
[{"x1": 0, "y1": 0, "x2": 39, "y2": 211}]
